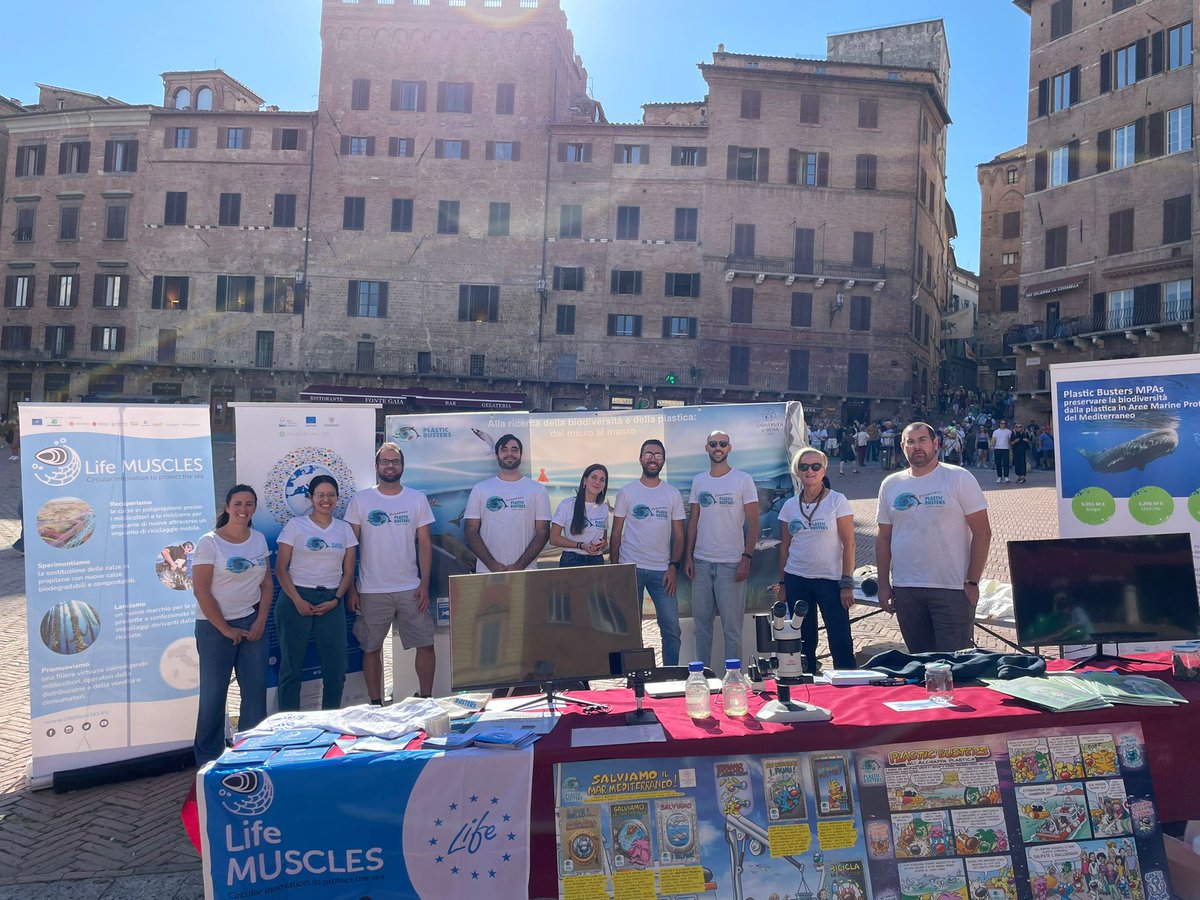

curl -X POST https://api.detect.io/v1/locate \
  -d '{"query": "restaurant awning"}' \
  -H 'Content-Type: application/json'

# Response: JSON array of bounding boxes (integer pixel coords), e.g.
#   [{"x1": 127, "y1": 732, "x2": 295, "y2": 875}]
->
[
  {"x1": 300, "y1": 384, "x2": 526, "y2": 411},
  {"x1": 1023, "y1": 274, "x2": 1088, "y2": 298}
]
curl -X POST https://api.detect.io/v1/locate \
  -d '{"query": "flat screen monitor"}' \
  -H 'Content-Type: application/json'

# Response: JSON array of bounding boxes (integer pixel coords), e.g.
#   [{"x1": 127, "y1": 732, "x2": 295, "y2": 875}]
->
[
  {"x1": 448, "y1": 563, "x2": 641, "y2": 692},
  {"x1": 1008, "y1": 532, "x2": 1200, "y2": 647}
]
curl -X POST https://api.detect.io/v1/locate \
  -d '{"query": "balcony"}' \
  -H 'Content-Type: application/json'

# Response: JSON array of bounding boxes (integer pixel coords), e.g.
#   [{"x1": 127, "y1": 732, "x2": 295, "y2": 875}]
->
[
  {"x1": 723, "y1": 254, "x2": 888, "y2": 288},
  {"x1": 1008, "y1": 298, "x2": 1193, "y2": 353}
]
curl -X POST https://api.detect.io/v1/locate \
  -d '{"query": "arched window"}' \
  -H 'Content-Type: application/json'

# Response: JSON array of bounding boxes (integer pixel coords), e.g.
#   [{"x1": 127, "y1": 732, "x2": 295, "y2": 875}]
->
[
  {"x1": 196, "y1": 87, "x2": 213, "y2": 110},
  {"x1": 174, "y1": 87, "x2": 191, "y2": 110}
]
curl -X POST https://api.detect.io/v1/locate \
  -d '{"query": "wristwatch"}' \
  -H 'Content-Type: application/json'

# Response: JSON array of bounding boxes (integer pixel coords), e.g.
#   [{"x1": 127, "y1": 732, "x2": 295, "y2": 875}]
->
[
  {"x1": 669, "y1": 560, "x2": 681, "y2": 569},
  {"x1": 964, "y1": 580, "x2": 979, "y2": 587}
]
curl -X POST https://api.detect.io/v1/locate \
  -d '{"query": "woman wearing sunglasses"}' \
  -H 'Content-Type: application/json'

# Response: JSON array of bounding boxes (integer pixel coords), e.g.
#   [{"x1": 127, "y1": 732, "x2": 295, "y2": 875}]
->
[{"x1": 774, "y1": 448, "x2": 857, "y2": 674}]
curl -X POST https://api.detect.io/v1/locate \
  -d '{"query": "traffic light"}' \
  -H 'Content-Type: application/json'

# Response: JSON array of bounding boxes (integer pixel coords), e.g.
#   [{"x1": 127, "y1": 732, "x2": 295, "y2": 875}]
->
[{"x1": 665, "y1": 372, "x2": 678, "y2": 385}]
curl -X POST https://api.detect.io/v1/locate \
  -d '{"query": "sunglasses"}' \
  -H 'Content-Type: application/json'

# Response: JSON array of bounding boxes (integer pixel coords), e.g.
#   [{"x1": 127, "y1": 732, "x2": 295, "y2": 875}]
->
[
  {"x1": 796, "y1": 462, "x2": 824, "y2": 472},
  {"x1": 707, "y1": 440, "x2": 729, "y2": 448}
]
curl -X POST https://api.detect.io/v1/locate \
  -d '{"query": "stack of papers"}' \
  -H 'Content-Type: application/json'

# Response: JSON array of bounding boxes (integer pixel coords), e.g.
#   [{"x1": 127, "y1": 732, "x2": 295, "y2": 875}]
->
[
  {"x1": 1062, "y1": 672, "x2": 1188, "y2": 706},
  {"x1": 471, "y1": 727, "x2": 541, "y2": 750},
  {"x1": 216, "y1": 728, "x2": 340, "y2": 767},
  {"x1": 814, "y1": 669, "x2": 889, "y2": 686},
  {"x1": 981, "y1": 676, "x2": 1112, "y2": 712}
]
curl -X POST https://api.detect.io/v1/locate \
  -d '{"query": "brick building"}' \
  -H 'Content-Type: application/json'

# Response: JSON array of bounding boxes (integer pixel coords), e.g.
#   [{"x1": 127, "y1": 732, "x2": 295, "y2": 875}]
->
[
  {"x1": 1005, "y1": 0, "x2": 1197, "y2": 420},
  {"x1": 976, "y1": 145, "x2": 1026, "y2": 396},
  {"x1": 2, "y1": 0, "x2": 952, "y2": 427}
]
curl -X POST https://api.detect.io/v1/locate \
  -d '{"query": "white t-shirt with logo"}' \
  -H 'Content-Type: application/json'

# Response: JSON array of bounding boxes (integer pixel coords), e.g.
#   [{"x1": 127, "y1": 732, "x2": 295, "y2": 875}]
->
[
  {"x1": 344, "y1": 486, "x2": 435, "y2": 592},
  {"x1": 613, "y1": 480, "x2": 686, "y2": 570},
  {"x1": 876, "y1": 464, "x2": 988, "y2": 590},
  {"x1": 688, "y1": 468, "x2": 759, "y2": 564},
  {"x1": 277, "y1": 515, "x2": 358, "y2": 589},
  {"x1": 464, "y1": 475, "x2": 552, "y2": 572},
  {"x1": 778, "y1": 490, "x2": 852, "y2": 580},
  {"x1": 193, "y1": 529, "x2": 270, "y2": 620},
  {"x1": 551, "y1": 497, "x2": 609, "y2": 546}
]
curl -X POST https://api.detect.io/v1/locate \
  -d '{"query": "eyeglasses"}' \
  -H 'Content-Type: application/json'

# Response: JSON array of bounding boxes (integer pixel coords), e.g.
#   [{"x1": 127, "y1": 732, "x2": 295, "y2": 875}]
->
[
  {"x1": 641, "y1": 451, "x2": 665, "y2": 459},
  {"x1": 377, "y1": 459, "x2": 403, "y2": 467},
  {"x1": 707, "y1": 440, "x2": 729, "y2": 448},
  {"x1": 795, "y1": 462, "x2": 824, "y2": 472}
]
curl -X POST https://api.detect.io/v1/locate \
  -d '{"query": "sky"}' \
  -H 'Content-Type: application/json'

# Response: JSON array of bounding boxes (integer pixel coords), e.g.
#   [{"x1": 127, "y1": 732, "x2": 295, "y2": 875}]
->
[{"x1": 0, "y1": 1, "x2": 1032, "y2": 273}]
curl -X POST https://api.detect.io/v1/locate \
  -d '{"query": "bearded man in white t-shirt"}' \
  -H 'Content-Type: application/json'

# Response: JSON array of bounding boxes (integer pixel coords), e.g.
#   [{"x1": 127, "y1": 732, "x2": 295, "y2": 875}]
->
[{"x1": 464, "y1": 433, "x2": 551, "y2": 573}]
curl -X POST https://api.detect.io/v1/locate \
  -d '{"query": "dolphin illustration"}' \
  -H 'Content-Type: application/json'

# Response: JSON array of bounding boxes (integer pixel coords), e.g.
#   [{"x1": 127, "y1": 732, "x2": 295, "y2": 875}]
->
[{"x1": 1078, "y1": 428, "x2": 1178, "y2": 473}]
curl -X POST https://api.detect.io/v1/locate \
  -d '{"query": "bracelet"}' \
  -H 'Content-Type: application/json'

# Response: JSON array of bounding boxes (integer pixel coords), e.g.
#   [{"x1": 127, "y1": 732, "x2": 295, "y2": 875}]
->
[
  {"x1": 964, "y1": 580, "x2": 979, "y2": 587},
  {"x1": 741, "y1": 552, "x2": 753, "y2": 561},
  {"x1": 838, "y1": 576, "x2": 855, "y2": 589},
  {"x1": 669, "y1": 560, "x2": 681, "y2": 569},
  {"x1": 577, "y1": 541, "x2": 583, "y2": 550}
]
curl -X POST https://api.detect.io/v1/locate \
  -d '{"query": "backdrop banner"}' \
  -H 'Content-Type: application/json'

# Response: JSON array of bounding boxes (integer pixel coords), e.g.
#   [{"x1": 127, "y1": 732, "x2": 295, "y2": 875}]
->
[
  {"x1": 20, "y1": 404, "x2": 214, "y2": 781},
  {"x1": 234, "y1": 404, "x2": 379, "y2": 710}
]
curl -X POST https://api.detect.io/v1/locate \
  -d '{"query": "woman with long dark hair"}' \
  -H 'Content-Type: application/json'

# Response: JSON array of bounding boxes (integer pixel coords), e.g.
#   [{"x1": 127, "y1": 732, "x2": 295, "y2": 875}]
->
[
  {"x1": 192, "y1": 484, "x2": 272, "y2": 765},
  {"x1": 549, "y1": 463, "x2": 610, "y2": 566}
]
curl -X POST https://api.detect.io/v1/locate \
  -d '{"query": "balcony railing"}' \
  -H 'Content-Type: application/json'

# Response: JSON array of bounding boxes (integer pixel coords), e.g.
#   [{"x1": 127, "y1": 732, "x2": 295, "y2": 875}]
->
[
  {"x1": 724, "y1": 254, "x2": 888, "y2": 282},
  {"x1": 1008, "y1": 299, "x2": 1193, "y2": 348}
]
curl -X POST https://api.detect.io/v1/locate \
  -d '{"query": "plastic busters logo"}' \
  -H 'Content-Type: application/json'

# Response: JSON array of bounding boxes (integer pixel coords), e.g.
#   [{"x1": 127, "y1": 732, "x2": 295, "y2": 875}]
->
[
  {"x1": 219, "y1": 769, "x2": 275, "y2": 815},
  {"x1": 31, "y1": 441, "x2": 82, "y2": 487}
]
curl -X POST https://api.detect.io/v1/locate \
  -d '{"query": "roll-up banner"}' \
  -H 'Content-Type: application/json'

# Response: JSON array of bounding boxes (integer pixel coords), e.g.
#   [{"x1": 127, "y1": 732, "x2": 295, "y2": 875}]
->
[
  {"x1": 20, "y1": 404, "x2": 214, "y2": 783},
  {"x1": 233, "y1": 404, "x2": 379, "y2": 709}
]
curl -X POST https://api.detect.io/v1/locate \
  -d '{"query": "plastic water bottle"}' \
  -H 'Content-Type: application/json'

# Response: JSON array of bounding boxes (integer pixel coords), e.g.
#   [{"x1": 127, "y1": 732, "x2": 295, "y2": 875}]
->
[
  {"x1": 722, "y1": 659, "x2": 749, "y2": 717},
  {"x1": 685, "y1": 661, "x2": 711, "y2": 720}
]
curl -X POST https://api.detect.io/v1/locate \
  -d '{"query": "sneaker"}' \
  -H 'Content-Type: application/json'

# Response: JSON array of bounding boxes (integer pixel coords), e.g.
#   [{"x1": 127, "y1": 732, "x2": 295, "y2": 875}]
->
[
  {"x1": 996, "y1": 477, "x2": 1002, "y2": 483},
  {"x1": 1004, "y1": 477, "x2": 1010, "y2": 483}
]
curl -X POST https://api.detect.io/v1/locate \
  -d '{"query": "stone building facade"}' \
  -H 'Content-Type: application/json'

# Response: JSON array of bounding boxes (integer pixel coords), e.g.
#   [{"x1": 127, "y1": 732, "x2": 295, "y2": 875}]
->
[{"x1": 976, "y1": 145, "x2": 1026, "y2": 396}]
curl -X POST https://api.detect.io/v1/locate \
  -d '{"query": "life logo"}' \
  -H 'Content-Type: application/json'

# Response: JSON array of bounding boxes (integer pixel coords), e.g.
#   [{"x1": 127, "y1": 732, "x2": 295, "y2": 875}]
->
[
  {"x1": 31, "y1": 441, "x2": 82, "y2": 487},
  {"x1": 219, "y1": 769, "x2": 275, "y2": 816}
]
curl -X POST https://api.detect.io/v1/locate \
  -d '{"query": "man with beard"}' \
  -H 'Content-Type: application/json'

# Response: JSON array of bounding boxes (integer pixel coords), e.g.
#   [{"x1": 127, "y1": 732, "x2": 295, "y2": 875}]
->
[
  {"x1": 685, "y1": 430, "x2": 759, "y2": 667},
  {"x1": 464, "y1": 433, "x2": 551, "y2": 573},
  {"x1": 345, "y1": 443, "x2": 435, "y2": 700},
  {"x1": 875, "y1": 423, "x2": 992, "y2": 653},
  {"x1": 610, "y1": 439, "x2": 686, "y2": 665}
]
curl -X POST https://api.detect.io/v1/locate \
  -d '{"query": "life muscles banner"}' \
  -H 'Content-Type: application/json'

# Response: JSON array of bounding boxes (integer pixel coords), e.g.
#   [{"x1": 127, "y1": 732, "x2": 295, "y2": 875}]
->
[
  {"x1": 199, "y1": 747, "x2": 533, "y2": 900},
  {"x1": 554, "y1": 722, "x2": 1172, "y2": 900},
  {"x1": 20, "y1": 404, "x2": 214, "y2": 781},
  {"x1": 386, "y1": 402, "x2": 804, "y2": 615},
  {"x1": 233, "y1": 404, "x2": 378, "y2": 709}
]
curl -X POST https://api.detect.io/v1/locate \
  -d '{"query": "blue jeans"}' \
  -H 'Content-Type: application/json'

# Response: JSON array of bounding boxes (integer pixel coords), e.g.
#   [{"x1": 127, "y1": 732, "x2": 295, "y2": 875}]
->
[
  {"x1": 691, "y1": 559, "x2": 747, "y2": 669},
  {"x1": 559, "y1": 551, "x2": 605, "y2": 567},
  {"x1": 194, "y1": 613, "x2": 268, "y2": 766},
  {"x1": 784, "y1": 574, "x2": 856, "y2": 673},
  {"x1": 274, "y1": 586, "x2": 347, "y2": 712},
  {"x1": 637, "y1": 568, "x2": 680, "y2": 666}
]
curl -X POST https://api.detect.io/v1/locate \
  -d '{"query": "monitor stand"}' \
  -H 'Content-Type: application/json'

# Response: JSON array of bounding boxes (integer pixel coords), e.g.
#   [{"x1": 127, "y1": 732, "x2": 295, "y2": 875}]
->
[
  {"x1": 1067, "y1": 643, "x2": 1142, "y2": 671},
  {"x1": 504, "y1": 682, "x2": 606, "y2": 714}
]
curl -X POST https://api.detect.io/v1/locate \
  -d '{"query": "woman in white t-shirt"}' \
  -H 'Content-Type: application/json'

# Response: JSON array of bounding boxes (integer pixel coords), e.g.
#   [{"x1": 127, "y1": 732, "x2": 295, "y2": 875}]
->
[
  {"x1": 549, "y1": 463, "x2": 610, "y2": 566},
  {"x1": 274, "y1": 475, "x2": 358, "y2": 711},
  {"x1": 192, "y1": 484, "x2": 273, "y2": 765},
  {"x1": 773, "y1": 448, "x2": 857, "y2": 673}
]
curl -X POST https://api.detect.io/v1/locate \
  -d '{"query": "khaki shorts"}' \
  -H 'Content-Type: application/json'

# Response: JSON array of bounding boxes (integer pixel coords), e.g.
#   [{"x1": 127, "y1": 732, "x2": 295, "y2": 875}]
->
[{"x1": 352, "y1": 590, "x2": 433, "y2": 652}]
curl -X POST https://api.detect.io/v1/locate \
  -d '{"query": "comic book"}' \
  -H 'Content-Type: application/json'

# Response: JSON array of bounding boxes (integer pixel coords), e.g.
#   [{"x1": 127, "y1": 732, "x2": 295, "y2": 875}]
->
[
  {"x1": 608, "y1": 800, "x2": 653, "y2": 870},
  {"x1": 557, "y1": 805, "x2": 604, "y2": 876},
  {"x1": 654, "y1": 796, "x2": 700, "y2": 866},
  {"x1": 810, "y1": 753, "x2": 853, "y2": 817},
  {"x1": 761, "y1": 755, "x2": 806, "y2": 821}
]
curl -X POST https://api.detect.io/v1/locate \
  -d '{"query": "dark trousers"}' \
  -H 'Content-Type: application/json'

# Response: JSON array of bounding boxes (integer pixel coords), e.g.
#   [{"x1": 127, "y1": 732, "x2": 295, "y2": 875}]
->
[
  {"x1": 994, "y1": 448, "x2": 1011, "y2": 478},
  {"x1": 274, "y1": 586, "x2": 347, "y2": 711},
  {"x1": 559, "y1": 551, "x2": 605, "y2": 567},
  {"x1": 784, "y1": 573, "x2": 856, "y2": 673},
  {"x1": 1013, "y1": 447, "x2": 1028, "y2": 477},
  {"x1": 893, "y1": 586, "x2": 974, "y2": 653}
]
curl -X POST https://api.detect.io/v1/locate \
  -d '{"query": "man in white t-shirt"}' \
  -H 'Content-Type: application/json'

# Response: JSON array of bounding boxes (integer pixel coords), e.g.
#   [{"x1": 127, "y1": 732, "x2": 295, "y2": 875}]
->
[
  {"x1": 610, "y1": 439, "x2": 686, "y2": 665},
  {"x1": 990, "y1": 419, "x2": 1013, "y2": 483},
  {"x1": 345, "y1": 443, "x2": 435, "y2": 700},
  {"x1": 464, "y1": 433, "x2": 551, "y2": 573},
  {"x1": 684, "y1": 430, "x2": 760, "y2": 668},
  {"x1": 875, "y1": 423, "x2": 992, "y2": 653}
]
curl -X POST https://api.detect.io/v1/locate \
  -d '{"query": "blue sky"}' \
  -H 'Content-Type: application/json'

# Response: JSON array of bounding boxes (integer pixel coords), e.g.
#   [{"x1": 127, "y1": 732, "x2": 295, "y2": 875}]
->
[{"x1": 0, "y1": 1, "x2": 1032, "y2": 273}]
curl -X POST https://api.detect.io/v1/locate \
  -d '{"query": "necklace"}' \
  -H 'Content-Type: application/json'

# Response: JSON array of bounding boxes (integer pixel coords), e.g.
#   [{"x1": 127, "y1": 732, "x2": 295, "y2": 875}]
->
[{"x1": 799, "y1": 487, "x2": 826, "y2": 526}]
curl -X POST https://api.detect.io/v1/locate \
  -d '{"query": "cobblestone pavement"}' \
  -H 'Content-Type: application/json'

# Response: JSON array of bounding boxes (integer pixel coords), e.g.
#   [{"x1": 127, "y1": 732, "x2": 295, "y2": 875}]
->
[{"x1": 0, "y1": 441, "x2": 1062, "y2": 896}]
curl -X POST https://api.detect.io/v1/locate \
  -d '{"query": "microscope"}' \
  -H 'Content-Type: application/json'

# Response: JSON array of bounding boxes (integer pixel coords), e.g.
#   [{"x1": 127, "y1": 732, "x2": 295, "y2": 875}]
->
[{"x1": 751, "y1": 600, "x2": 832, "y2": 723}]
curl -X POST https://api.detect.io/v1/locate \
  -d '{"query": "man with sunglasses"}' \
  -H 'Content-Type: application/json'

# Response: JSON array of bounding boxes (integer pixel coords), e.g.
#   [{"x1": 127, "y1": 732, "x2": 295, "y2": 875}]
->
[
  {"x1": 875, "y1": 423, "x2": 992, "y2": 653},
  {"x1": 684, "y1": 431, "x2": 759, "y2": 667},
  {"x1": 610, "y1": 439, "x2": 687, "y2": 665}
]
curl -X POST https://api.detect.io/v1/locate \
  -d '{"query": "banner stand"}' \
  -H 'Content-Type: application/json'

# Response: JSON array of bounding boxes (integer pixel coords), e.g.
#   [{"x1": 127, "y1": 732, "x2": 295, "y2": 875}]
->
[{"x1": 49, "y1": 747, "x2": 194, "y2": 794}]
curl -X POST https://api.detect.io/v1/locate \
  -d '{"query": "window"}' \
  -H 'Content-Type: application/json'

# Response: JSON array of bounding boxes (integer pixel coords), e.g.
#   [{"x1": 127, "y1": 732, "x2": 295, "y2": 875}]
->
[
  {"x1": 788, "y1": 349, "x2": 809, "y2": 391},
  {"x1": 98, "y1": 204, "x2": 126, "y2": 242},
  {"x1": 58, "y1": 206, "x2": 79, "y2": 241},
  {"x1": 799, "y1": 93, "x2": 820, "y2": 124},
  {"x1": 218, "y1": 193, "x2": 241, "y2": 227},
  {"x1": 1165, "y1": 279, "x2": 1193, "y2": 320},
  {"x1": 1164, "y1": 195, "x2": 1191, "y2": 243},
  {"x1": 94, "y1": 274, "x2": 127, "y2": 308},
  {"x1": 343, "y1": 197, "x2": 366, "y2": 231},
  {"x1": 390, "y1": 198, "x2": 413, "y2": 232},
  {"x1": 172, "y1": 127, "x2": 194, "y2": 149},
  {"x1": 417, "y1": 351, "x2": 432, "y2": 374},
  {"x1": 4, "y1": 275, "x2": 32, "y2": 308},
  {"x1": 615, "y1": 206, "x2": 640, "y2": 240},
  {"x1": 662, "y1": 316, "x2": 696, "y2": 339},
  {"x1": 437, "y1": 200, "x2": 460, "y2": 235},
  {"x1": 671, "y1": 146, "x2": 705, "y2": 166},
  {"x1": 15, "y1": 145, "x2": 46, "y2": 177},
  {"x1": 438, "y1": 81, "x2": 473, "y2": 113},
  {"x1": 164, "y1": 191, "x2": 188, "y2": 226},
  {"x1": 45, "y1": 326, "x2": 73, "y2": 358},
  {"x1": 999, "y1": 284, "x2": 1019, "y2": 312},
  {"x1": 91, "y1": 326, "x2": 125, "y2": 352},
  {"x1": 1050, "y1": 0, "x2": 1072, "y2": 39},
  {"x1": 50, "y1": 274, "x2": 78, "y2": 308},
  {"x1": 848, "y1": 353, "x2": 869, "y2": 393},
  {"x1": 731, "y1": 146, "x2": 764, "y2": 181},
  {"x1": 850, "y1": 295, "x2": 871, "y2": 330},
  {"x1": 665, "y1": 272, "x2": 700, "y2": 298},
  {"x1": 730, "y1": 287, "x2": 753, "y2": 324},
  {"x1": 59, "y1": 141, "x2": 89, "y2": 174},
  {"x1": 351, "y1": 78, "x2": 370, "y2": 110},
  {"x1": 552, "y1": 266, "x2": 584, "y2": 291},
  {"x1": 728, "y1": 346, "x2": 750, "y2": 385},
  {"x1": 488, "y1": 202, "x2": 510, "y2": 236},
  {"x1": 255, "y1": 331, "x2": 275, "y2": 368},
  {"x1": 13, "y1": 207, "x2": 35, "y2": 242},
  {"x1": 348, "y1": 136, "x2": 373, "y2": 156},
  {"x1": 615, "y1": 144, "x2": 649, "y2": 164},
  {"x1": 559, "y1": 204, "x2": 583, "y2": 238},
  {"x1": 610, "y1": 270, "x2": 643, "y2": 295},
  {"x1": 555, "y1": 304, "x2": 575, "y2": 334},
  {"x1": 1114, "y1": 44, "x2": 1136, "y2": 90},
  {"x1": 356, "y1": 341, "x2": 375, "y2": 373},
  {"x1": 348, "y1": 280, "x2": 388, "y2": 318},
  {"x1": 152, "y1": 276, "x2": 189, "y2": 310},
  {"x1": 104, "y1": 139, "x2": 138, "y2": 172},
  {"x1": 1, "y1": 326, "x2": 31, "y2": 352},
  {"x1": 437, "y1": 139, "x2": 467, "y2": 159},
  {"x1": 496, "y1": 82, "x2": 515, "y2": 115},
  {"x1": 740, "y1": 89, "x2": 761, "y2": 119},
  {"x1": 263, "y1": 276, "x2": 297, "y2": 314},
  {"x1": 1006, "y1": 167, "x2": 1019, "y2": 184},
  {"x1": 1002, "y1": 211, "x2": 1021, "y2": 239},
  {"x1": 674, "y1": 207, "x2": 698, "y2": 241},
  {"x1": 458, "y1": 284, "x2": 499, "y2": 323},
  {"x1": 222, "y1": 127, "x2": 245, "y2": 150},
  {"x1": 855, "y1": 154, "x2": 877, "y2": 190},
  {"x1": 852, "y1": 232, "x2": 874, "y2": 268},
  {"x1": 1001, "y1": 251, "x2": 1018, "y2": 265},
  {"x1": 488, "y1": 141, "x2": 517, "y2": 161},
  {"x1": 1045, "y1": 225, "x2": 1068, "y2": 268},
  {"x1": 1050, "y1": 145, "x2": 1070, "y2": 186},
  {"x1": 1169, "y1": 105, "x2": 1193, "y2": 153},
  {"x1": 273, "y1": 194, "x2": 297, "y2": 228},
  {"x1": 1051, "y1": 69, "x2": 1075, "y2": 112},
  {"x1": 1169, "y1": 22, "x2": 1192, "y2": 70},
  {"x1": 196, "y1": 87, "x2": 212, "y2": 110},
  {"x1": 733, "y1": 223, "x2": 755, "y2": 257},
  {"x1": 789, "y1": 150, "x2": 827, "y2": 187},
  {"x1": 1112, "y1": 123, "x2": 1136, "y2": 169},
  {"x1": 389, "y1": 137, "x2": 415, "y2": 158},
  {"x1": 608, "y1": 314, "x2": 642, "y2": 337},
  {"x1": 858, "y1": 98, "x2": 878, "y2": 129},
  {"x1": 279, "y1": 128, "x2": 300, "y2": 150},
  {"x1": 391, "y1": 80, "x2": 426, "y2": 112},
  {"x1": 1107, "y1": 289, "x2": 1135, "y2": 328},
  {"x1": 216, "y1": 275, "x2": 255, "y2": 312},
  {"x1": 1113, "y1": 0, "x2": 1135, "y2": 10},
  {"x1": 1109, "y1": 208, "x2": 1135, "y2": 255},
  {"x1": 559, "y1": 142, "x2": 591, "y2": 163},
  {"x1": 791, "y1": 292, "x2": 812, "y2": 327}
]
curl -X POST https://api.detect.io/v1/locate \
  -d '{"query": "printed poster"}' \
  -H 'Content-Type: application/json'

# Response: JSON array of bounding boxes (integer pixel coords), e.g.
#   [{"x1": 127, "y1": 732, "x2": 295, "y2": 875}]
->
[{"x1": 20, "y1": 404, "x2": 214, "y2": 781}]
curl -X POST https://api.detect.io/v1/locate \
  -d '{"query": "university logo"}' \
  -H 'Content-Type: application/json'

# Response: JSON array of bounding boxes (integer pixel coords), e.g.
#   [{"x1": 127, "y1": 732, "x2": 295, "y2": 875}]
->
[
  {"x1": 219, "y1": 769, "x2": 275, "y2": 816},
  {"x1": 31, "y1": 441, "x2": 82, "y2": 487}
]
